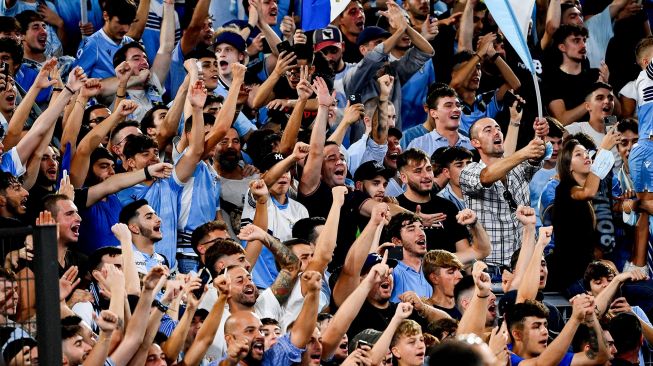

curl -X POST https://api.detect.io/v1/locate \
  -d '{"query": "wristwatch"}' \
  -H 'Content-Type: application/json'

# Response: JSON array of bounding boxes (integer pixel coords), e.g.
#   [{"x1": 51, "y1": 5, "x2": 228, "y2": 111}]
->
[{"x1": 152, "y1": 299, "x2": 169, "y2": 313}]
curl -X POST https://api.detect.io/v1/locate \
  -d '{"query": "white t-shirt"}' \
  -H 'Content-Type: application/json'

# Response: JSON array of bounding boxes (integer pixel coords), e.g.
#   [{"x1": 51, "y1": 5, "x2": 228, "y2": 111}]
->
[
  {"x1": 240, "y1": 189, "x2": 309, "y2": 242},
  {"x1": 279, "y1": 274, "x2": 331, "y2": 332},
  {"x1": 565, "y1": 121, "x2": 605, "y2": 147},
  {"x1": 198, "y1": 286, "x2": 282, "y2": 360}
]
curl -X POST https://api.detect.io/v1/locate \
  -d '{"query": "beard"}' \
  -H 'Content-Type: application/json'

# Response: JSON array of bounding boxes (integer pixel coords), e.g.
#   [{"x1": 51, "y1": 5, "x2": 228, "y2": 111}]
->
[
  {"x1": 407, "y1": 179, "x2": 432, "y2": 195},
  {"x1": 218, "y1": 150, "x2": 240, "y2": 171},
  {"x1": 140, "y1": 226, "x2": 162, "y2": 243}
]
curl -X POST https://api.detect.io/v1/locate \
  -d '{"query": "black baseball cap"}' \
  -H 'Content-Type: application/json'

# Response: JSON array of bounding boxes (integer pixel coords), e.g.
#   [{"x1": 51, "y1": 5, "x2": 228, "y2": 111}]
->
[
  {"x1": 354, "y1": 161, "x2": 394, "y2": 182},
  {"x1": 361, "y1": 253, "x2": 398, "y2": 274},
  {"x1": 356, "y1": 26, "x2": 391, "y2": 46}
]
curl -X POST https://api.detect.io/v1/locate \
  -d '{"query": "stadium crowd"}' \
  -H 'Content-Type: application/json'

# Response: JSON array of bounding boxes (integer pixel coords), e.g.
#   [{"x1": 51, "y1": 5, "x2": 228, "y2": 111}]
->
[{"x1": 0, "y1": 0, "x2": 652, "y2": 364}]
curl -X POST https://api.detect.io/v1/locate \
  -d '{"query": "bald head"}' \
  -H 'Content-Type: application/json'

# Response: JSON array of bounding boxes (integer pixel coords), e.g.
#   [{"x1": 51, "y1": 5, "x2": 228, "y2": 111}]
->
[
  {"x1": 225, "y1": 311, "x2": 261, "y2": 335},
  {"x1": 469, "y1": 118, "x2": 496, "y2": 140}
]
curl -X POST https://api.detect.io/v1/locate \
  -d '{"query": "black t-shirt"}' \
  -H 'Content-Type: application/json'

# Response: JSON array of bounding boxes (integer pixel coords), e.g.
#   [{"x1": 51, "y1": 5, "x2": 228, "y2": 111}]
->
[
  {"x1": 395, "y1": 194, "x2": 468, "y2": 253},
  {"x1": 542, "y1": 66, "x2": 599, "y2": 122},
  {"x1": 547, "y1": 179, "x2": 597, "y2": 291},
  {"x1": 297, "y1": 182, "x2": 358, "y2": 271},
  {"x1": 342, "y1": 34, "x2": 363, "y2": 64},
  {"x1": 347, "y1": 300, "x2": 430, "y2": 338},
  {"x1": 432, "y1": 303, "x2": 462, "y2": 320},
  {"x1": 26, "y1": 184, "x2": 56, "y2": 224}
]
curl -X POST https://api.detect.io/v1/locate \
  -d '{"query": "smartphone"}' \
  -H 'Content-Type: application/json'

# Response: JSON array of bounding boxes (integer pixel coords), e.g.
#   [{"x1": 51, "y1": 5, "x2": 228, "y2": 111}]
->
[
  {"x1": 277, "y1": 40, "x2": 293, "y2": 54},
  {"x1": 356, "y1": 340, "x2": 372, "y2": 349},
  {"x1": 604, "y1": 115, "x2": 618, "y2": 128},
  {"x1": 497, "y1": 315, "x2": 504, "y2": 328},
  {"x1": 387, "y1": 245, "x2": 404, "y2": 261},
  {"x1": 192, "y1": 269, "x2": 211, "y2": 300},
  {"x1": 1, "y1": 62, "x2": 7, "y2": 90},
  {"x1": 348, "y1": 93, "x2": 362, "y2": 104},
  {"x1": 503, "y1": 91, "x2": 523, "y2": 112}
]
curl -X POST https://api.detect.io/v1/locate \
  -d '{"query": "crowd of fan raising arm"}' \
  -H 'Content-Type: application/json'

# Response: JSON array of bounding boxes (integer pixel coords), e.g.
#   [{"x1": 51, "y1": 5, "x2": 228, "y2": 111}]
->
[{"x1": 1, "y1": 0, "x2": 653, "y2": 364}]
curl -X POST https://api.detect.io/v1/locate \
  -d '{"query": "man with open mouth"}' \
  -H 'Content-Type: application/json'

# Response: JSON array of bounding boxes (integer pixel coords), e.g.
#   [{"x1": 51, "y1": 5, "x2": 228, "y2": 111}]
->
[{"x1": 118, "y1": 199, "x2": 168, "y2": 275}]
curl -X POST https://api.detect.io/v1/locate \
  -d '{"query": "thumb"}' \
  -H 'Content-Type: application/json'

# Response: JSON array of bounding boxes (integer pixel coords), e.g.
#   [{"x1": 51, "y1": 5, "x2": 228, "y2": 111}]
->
[{"x1": 415, "y1": 205, "x2": 421, "y2": 214}]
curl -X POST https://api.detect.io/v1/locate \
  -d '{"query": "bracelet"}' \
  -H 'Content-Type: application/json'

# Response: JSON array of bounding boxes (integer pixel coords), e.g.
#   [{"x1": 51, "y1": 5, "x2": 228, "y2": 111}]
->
[
  {"x1": 477, "y1": 293, "x2": 490, "y2": 298},
  {"x1": 53, "y1": 87, "x2": 63, "y2": 92},
  {"x1": 490, "y1": 53, "x2": 500, "y2": 63},
  {"x1": 116, "y1": 93, "x2": 126, "y2": 98},
  {"x1": 64, "y1": 84, "x2": 75, "y2": 94},
  {"x1": 245, "y1": 23, "x2": 255, "y2": 32},
  {"x1": 144, "y1": 165, "x2": 152, "y2": 180},
  {"x1": 379, "y1": 99, "x2": 388, "y2": 103},
  {"x1": 510, "y1": 121, "x2": 521, "y2": 127},
  {"x1": 152, "y1": 299, "x2": 169, "y2": 313},
  {"x1": 474, "y1": 53, "x2": 483, "y2": 62}
]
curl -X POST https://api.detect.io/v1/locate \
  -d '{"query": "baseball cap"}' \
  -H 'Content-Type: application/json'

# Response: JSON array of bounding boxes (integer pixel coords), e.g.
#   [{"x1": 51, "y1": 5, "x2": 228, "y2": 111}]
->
[
  {"x1": 361, "y1": 253, "x2": 398, "y2": 274},
  {"x1": 425, "y1": 249, "x2": 464, "y2": 270},
  {"x1": 214, "y1": 31, "x2": 247, "y2": 53},
  {"x1": 259, "y1": 152, "x2": 286, "y2": 173},
  {"x1": 356, "y1": 26, "x2": 391, "y2": 46},
  {"x1": 354, "y1": 160, "x2": 394, "y2": 182},
  {"x1": 313, "y1": 25, "x2": 343, "y2": 52}
]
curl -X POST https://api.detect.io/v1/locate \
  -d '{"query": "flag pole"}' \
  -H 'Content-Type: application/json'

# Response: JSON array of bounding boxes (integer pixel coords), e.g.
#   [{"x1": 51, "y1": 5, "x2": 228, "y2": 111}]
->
[{"x1": 532, "y1": 71, "x2": 542, "y2": 119}]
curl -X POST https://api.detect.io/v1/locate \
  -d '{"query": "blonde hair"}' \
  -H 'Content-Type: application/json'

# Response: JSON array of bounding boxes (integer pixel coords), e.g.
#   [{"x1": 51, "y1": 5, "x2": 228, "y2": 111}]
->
[{"x1": 391, "y1": 320, "x2": 422, "y2": 347}]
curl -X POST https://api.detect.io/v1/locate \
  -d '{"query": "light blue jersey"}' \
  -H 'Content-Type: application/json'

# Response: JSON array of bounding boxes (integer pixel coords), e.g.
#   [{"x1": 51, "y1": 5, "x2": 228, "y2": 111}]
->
[
  {"x1": 400, "y1": 59, "x2": 435, "y2": 130},
  {"x1": 635, "y1": 63, "x2": 653, "y2": 138},
  {"x1": 54, "y1": 0, "x2": 104, "y2": 37},
  {"x1": 400, "y1": 124, "x2": 429, "y2": 150},
  {"x1": 173, "y1": 145, "x2": 221, "y2": 252},
  {"x1": 116, "y1": 172, "x2": 185, "y2": 268},
  {"x1": 1, "y1": 148, "x2": 26, "y2": 177},
  {"x1": 73, "y1": 29, "x2": 134, "y2": 79},
  {"x1": 214, "y1": 84, "x2": 258, "y2": 136},
  {"x1": 140, "y1": 0, "x2": 182, "y2": 63},
  {"x1": 459, "y1": 90, "x2": 503, "y2": 136},
  {"x1": 0, "y1": 1, "x2": 63, "y2": 57}
]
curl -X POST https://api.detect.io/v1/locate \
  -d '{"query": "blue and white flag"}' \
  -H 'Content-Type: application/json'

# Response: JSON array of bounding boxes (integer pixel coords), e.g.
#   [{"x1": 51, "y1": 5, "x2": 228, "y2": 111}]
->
[
  {"x1": 302, "y1": 0, "x2": 351, "y2": 31},
  {"x1": 484, "y1": 0, "x2": 535, "y2": 73}
]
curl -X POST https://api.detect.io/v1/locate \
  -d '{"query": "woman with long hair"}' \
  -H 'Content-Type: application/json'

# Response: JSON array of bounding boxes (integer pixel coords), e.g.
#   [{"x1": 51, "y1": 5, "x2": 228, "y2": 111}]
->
[{"x1": 546, "y1": 129, "x2": 620, "y2": 296}]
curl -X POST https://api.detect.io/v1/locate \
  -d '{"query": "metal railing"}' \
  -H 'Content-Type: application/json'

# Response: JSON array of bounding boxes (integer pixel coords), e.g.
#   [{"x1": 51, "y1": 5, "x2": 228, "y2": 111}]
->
[{"x1": 0, "y1": 225, "x2": 60, "y2": 365}]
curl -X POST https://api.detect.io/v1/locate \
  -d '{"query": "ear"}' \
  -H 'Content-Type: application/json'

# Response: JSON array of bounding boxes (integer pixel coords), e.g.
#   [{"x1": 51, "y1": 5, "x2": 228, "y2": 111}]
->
[
  {"x1": 443, "y1": 167, "x2": 451, "y2": 180},
  {"x1": 359, "y1": 45, "x2": 367, "y2": 56},
  {"x1": 428, "y1": 271, "x2": 438, "y2": 285},
  {"x1": 511, "y1": 328, "x2": 522, "y2": 342},
  {"x1": 429, "y1": 109, "x2": 438, "y2": 120},
  {"x1": 391, "y1": 346, "x2": 401, "y2": 359},
  {"x1": 391, "y1": 237, "x2": 402, "y2": 245},
  {"x1": 557, "y1": 42, "x2": 566, "y2": 54},
  {"x1": 470, "y1": 138, "x2": 481, "y2": 149},
  {"x1": 399, "y1": 171, "x2": 408, "y2": 184},
  {"x1": 127, "y1": 222, "x2": 139, "y2": 235},
  {"x1": 0, "y1": 195, "x2": 7, "y2": 207},
  {"x1": 309, "y1": 65, "x2": 316, "y2": 75},
  {"x1": 461, "y1": 298, "x2": 470, "y2": 310},
  {"x1": 584, "y1": 100, "x2": 591, "y2": 112},
  {"x1": 355, "y1": 181, "x2": 363, "y2": 191},
  {"x1": 103, "y1": 11, "x2": 109, "y2": 22},
  {"x1": 126, "y1": 157, "x2": 137, "y2": 170},
  {"x1": 146, "y1": 127, "x2": 157, "y2": 136},
  {"x1": 197, "y1": 244, "x2": 207, "y2": 255}
]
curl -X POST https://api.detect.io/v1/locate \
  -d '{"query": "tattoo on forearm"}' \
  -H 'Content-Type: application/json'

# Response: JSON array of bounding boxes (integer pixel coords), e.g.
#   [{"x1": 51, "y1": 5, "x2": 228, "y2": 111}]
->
[
  {"x1": 270, "y1": 269, "x2": 297, "y2": 304},
  {"x1": 267, "y1": 235, "x2": 299, "y2": 271}
]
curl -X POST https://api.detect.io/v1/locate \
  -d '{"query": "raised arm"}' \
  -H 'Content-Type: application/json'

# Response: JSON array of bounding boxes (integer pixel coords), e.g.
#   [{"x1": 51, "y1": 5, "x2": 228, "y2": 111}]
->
[
  {"x1": 150, "y1": 0, "x2": 175, "y2": 84},
  {"x1": 239, "y1": 223, "x2": 300, "y2": 304},
  {"x1": 298, "y1": 77, "x2": 332, "y2": 195},
  {"x1": 180, "y1": 0, "x2": 210, "y2": 55},
  {"x1": 262, "y1": 142, "x2": 309, "y2": 187},
  {"x1": 61, "y1": 79, "x2": 102, "y2": 157},
  {"x1": 290, "y1": 271, "x2": 322, "y2": 348},
  {"x1": 112, "y1": 223, "x2": 141, "y2": 296},
  {"x1": 181, "y1": 275, "x2": 229, "y2": 366},
  {"x1": 508, "y1": 206, "x2": 537, "y2": 291},
  {"x1": 86, "y1": 163, "x2": 173, "y2": 206},
  {"x1": 503, "y1": 99, "x2": 524, "y2": 157},
  {"x1": 125, "y1": 0, "x2": 151, "y2": 40},
  {"x1": 322, "y1": 261, "x2": 387, "y2": 359},
  {"x1": 175, "y1": 80, "x2": 207, "y2": 183},
  {"x1": 327, "y1": 102, "x2": 361, "y2": 145},
  {"x1": 279, "y1": 67, "x2": 311, "y2": 155},
  {"x1": 457, "y1": 261, "x2": 492, "y2": 336},
  {"x1": 251, "y1": 51, "x2": 295, "y2": 108},
  {"x1": 333, "y1": 204, "x2": 388, "y2": 306},
  {"x1": 163, "y1": 278, "x2": 204, "y2": 362},
  {"x1": 204, "y1": 63, "x2": 246, "y2": 153},
  {"x1": 4, "y1": 60, "x2": 56, "y2": 150},
  {"x1": 457, "y1": 0, "x2": 477, "y2": 51},
  {"x1": 516, "y1": 226, "x2": 552, "y2": 304},
  {"x1": 82, "y1": 311, "x2": 120, "y2": 366},
  {"x1": 372, "y1": 75, "x2": 393, "y2": 144},
  {"x1": 157, "y1": 73, "x2": 189, "y2": 151},
  {"x1": 479, "y1": 35, "x2": 520, "y2": 101},
  {"x1": 16, "y1": 66, "x2": 87, "y2": 165},
  {"x1": 478, "y1": 139, "x2": 543, "y2": 186},
  {"x1": 369, "y1": 303, "x2": 413, "y2": 365},
  {"x1": 594, "y1": 271, "x2": 647, "y2": 317},
  {"x1": 540, "y1": 0, "x2": 561, "y2": 49},
  {"x1": 109, "y1": 266, "x2": 166, "y2": 366},
  {"x1": 570, "y1": 130, "x2": 619, "y2": 201},
  {"x1": 454, "y1": 209, "x2": 492, "y2": 263},
  {"x1": 69, "y1": 100, "x2": 136, "y2": 188},
  {"x1": 304, "y1": 187, "x2": 347, "y2": 275}
]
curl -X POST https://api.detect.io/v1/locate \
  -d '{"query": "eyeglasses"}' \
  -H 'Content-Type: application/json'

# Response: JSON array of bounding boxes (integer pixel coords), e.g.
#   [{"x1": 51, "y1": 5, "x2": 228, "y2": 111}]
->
[
  {"x1": 503, "y1": 189, "x2": 518, "y2": 212},
  {"x1": 88, "y1": 116, "x2": 107, "y2": 125}
]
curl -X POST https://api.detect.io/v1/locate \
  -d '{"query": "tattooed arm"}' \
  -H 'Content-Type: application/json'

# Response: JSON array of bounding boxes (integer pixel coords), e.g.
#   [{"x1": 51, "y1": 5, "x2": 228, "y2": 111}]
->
[
  {"x1": 570, "y1": 308, "x2": 609, "y2": 366},
  {"x1": 264, "y1": 232, "x2": 301, "y2": 305}
]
